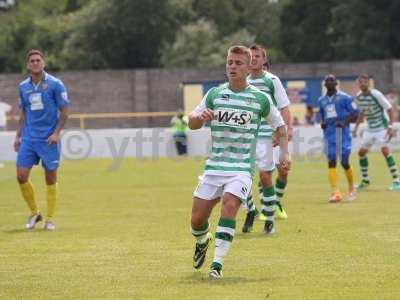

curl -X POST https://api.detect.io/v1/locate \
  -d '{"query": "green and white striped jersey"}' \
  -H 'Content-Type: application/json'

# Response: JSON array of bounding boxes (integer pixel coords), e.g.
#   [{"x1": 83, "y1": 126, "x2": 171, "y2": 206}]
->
[
  {"x1": 247, "y1": 71, "x2": 290, "y2": 138},
  {"x1": 356, "y1": 89, "x2": 392, "y2": 131},
  {"x1": 194, "y1": 83, "x2": 284, "y2": 177}
]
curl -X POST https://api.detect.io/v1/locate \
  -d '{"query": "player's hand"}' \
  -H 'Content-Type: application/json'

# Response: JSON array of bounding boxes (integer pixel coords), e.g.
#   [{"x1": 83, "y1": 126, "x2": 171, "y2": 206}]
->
[
  {"x1": 321, "y1": 123, "x2": 327, "y2": 130},
  {"x1": 199, "y1": 109, "x2": 214, "y2": 122},
  {"x1": 47, "y1": 132, "x2": 60, "y2": 145},
  {"x1": 13, "y1": 137, "x2": 21, "y2": 152},
  {"x1": 386, "y1": 127, "x2": 395, "y2": 142},
  {"x1": 335, "y1": 120, "x2": 346, "y2": 128},
  {"x1": 279, "y1": 152, "x2": 291, "y2": 172}
]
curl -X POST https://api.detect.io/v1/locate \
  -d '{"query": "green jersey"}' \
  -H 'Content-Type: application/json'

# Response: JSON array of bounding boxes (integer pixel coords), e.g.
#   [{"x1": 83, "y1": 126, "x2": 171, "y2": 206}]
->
[
  {"x1": 356, "y1": 89, "x2": 392, "y2": 131},
  {"x1": 247, "y1": 71, "x2": 290, "y2": 138},
  {"x1": 194, "y1": 83, "x2": 284, "y2": 177}
]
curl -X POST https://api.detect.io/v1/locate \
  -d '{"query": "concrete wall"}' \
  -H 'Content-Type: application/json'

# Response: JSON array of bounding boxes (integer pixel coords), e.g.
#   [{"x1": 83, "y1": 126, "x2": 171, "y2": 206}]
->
[
  {"x1": 1, "y1": 124, "x2": 400, "y2": 163},
  {"x1": 1, "y1": 60, "x2": 399, "y2": 129}
]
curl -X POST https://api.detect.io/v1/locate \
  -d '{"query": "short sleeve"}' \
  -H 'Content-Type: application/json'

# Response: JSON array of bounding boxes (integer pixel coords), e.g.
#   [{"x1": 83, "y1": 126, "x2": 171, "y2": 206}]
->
[
  {"x1": 193, "y1": 87, "x2": 214, "y2": 114},
  {"x1": 19, "y1": 88, "x2": 25, "y2": 112},
  {"x1": 272, "y1": 77, "x2": 290, "y2": 109},
  {"x1": 54, "y1": 80, "x2": 70, "y2": 108},
  {"x1": 263, "y1": 93, "x2": 284, "y2": 129},
  {"x1": 318, "y1": 97, "x2": 325, "y2": 123},
  {"x1": 371, "y1": 89, "x2": 392, "y2": 110}
]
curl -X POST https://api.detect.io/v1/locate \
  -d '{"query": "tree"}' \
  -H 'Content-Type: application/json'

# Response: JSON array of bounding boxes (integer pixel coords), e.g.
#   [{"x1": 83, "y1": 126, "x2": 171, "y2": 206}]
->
[
  {"x1": 331, "y1": 0, "x2": 400, "y2": 60},
  {"x1": 61, "y1": 0, "x2": 177, "y2": 69},
  {"x1": 280, "y1": 0, "x2": 336, "y2": 62},
  {"x1": 161, "y1": 19, "x2": 255, "y2": 68}
]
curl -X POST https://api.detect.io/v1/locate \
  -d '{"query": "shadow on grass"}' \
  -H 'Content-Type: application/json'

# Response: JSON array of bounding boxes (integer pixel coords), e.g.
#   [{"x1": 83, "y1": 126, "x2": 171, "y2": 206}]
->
[
  {"x1": 3, "y1": 228, "x2": 64, "y2": 234},
  {"x1": 180, "y1": 272, "x2": 271, "y2": 285},
  {"x1": 3, "y1": 228, "x2": 38, "y2": 234}
]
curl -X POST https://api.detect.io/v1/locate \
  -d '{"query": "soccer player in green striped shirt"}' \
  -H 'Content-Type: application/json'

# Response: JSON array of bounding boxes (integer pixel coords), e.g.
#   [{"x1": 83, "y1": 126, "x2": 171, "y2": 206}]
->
[
  {"x1": 188, "y1": 45, "x2": 290, "y2": 279},
  {"x1": 352, "y1": 74, "x2": 400, "y2": 191},
  {"x1": 242, "y1": 44, "x2": 293, "y2": 234}
]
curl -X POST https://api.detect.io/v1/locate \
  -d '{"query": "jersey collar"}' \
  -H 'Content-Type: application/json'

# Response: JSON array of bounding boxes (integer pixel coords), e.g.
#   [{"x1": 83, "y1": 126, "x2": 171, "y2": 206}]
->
[{"x1": 29, "y1": 71, "x2": 48, "y2": 83}]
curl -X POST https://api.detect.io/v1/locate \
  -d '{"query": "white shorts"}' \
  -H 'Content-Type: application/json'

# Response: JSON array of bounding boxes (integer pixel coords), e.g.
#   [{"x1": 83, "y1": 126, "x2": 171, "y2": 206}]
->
[
  {"x1": 193, "y1": 174, "x2": 252, "y2": 203},
  {"x1": 361, "y1": 129, "x2": 388, "y2": 149},
  {"x1": 255, "y1": 138, "x2": 279, "y2": 171}
]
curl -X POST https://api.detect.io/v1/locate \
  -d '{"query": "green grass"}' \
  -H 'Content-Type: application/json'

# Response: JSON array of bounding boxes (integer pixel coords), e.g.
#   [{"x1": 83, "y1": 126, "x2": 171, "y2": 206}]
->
[{"x1": 1, "y1": 153, "x2": 400, "y2": 299}]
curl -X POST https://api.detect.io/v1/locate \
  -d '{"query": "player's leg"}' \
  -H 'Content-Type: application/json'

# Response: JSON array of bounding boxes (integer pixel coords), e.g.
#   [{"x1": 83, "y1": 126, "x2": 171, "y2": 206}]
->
[
  {"x1": 16, "y1": 140, "x2": 42, "y2": 229},
  {"x1": 357, "y1": 130, "x2": 373, "y2": 190},
  {"x1": 253, "y1": 137, "x2": 277, "y2": 232},
  {"x1": 327, "y1": 159, "x2": 342, "y2": 202},
  {"x1": 210, "y1": 175, "x2": 251, "y2": 279},
  {"x1": 325, "y1": 135, "x2": 342, "y2": 202},
  {"x1": 242, "y1": 138, "x2": 268, "y2": 232},
  {"x1": 44, "y1": 169, "x2": 57, "y2": 230},
  {"x1": 242, "y1": 192, "x2": 258, "y2": 233},
  {"x1": 259, "y1": 170, "x2": 277, "y2": 234},
  {"x1": 191, "y1": 175, "x2": 221, "y2": 269},
  {"x1": 341, "y1": 129, "x2": 356, "y2": 200},
  {"x1": 275, "y1": 146, "x2": 289, "y2": 219},
  {"x1": 381, "y1": 144, "x2": 400, "y2": 190},
  {"x1": 39, "y1": 142, "x2": 61, "y2": 230}
]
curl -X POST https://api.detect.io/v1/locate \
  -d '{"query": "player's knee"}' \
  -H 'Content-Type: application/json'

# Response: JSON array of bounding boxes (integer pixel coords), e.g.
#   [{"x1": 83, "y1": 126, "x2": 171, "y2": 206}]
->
[
  {"x1": 341, "y1": 162, "x2": 350, "y2": 170},
  {"x1": 358, "y1": 148, "x2": 368, "y2": 157},
  {"x1": 16, "y1": 172, "x2": 29, "y2": 184},
  {"x1": 277, "y1": 167, "x2": 288, "y2": 178},
  {"x1": 259, "y1": 171, "x2": 272, "y2": 187},
  {"x1": 381, "y1": 146, "x2": 390, "y2": 157},
  {"x1": 191, "y1": 214, "x2": 205, "y2": 229},
  {"x1": 328, "y1": 160, "x2": 337, "y2": 168},
  {"x1": 221, "y1": 196, "x2": 240, "y2": 218}
]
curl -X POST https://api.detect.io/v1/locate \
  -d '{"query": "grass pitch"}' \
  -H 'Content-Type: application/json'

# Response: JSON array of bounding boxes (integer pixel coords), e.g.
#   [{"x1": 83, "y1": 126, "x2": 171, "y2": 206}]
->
[{"x1": 1, "y1": 152, "x2": 400, "y2": 299}]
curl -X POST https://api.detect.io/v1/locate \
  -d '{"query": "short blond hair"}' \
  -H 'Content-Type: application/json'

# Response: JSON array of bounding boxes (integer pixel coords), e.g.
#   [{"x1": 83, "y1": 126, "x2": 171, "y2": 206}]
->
[
  {"x1": 227, "y1": 45, "x2": 252, "y2": 63},
  {"x1": 250, "y1": 44, "x2": 267, "y2": 58}
]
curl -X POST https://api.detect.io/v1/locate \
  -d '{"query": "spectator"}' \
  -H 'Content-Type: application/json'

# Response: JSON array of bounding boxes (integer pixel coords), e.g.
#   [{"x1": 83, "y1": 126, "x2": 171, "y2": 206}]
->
[{"x1": 170, "y1": 110, "x2": 187, "y2": 155}]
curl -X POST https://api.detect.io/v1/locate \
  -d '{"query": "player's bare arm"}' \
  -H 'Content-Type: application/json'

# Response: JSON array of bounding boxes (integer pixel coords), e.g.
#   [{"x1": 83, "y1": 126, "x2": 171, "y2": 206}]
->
[
  {"x1": 386, "y1": 107, "x2": 395, "y2": 141},
  {"x1": 14, "y1": 111, "x2": 25, "y2": 152},
  {"x1": 188, "y1": 109, "x2": 214, "y2": 130},
  {"x1": 352, "y1": 112, "x2": 364, "y2": 138},
  {"x1": 276, "y1": 124, "x2": 290, "y2": 171},
  {"x1": 47, "y1": 106, "x2": 69, "y2": 144},
  {"x1": 280, "y1": 106, "x2": 293, "y2": 141}
]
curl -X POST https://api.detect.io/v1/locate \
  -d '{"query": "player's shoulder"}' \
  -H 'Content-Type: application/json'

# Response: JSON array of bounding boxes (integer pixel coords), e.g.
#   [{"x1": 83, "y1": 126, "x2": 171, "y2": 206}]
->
[
  {"x1": 45, "y1": 72, "x2": 64, "y2": 86},
  {"x1": 337, "y1": 91, "x2": 352, "y2": 100},
  {"x1": 19, "y1": 77, "x2": 30, "y2": 89},
  {"x1": 317, "y1": 95, "x2": 326, "y2": 102},
  {"x1": 247, "y1": 84, "x2": 267, "y2": 97},
  {"x1": 208, "y1": 83, "x2": 227, "y2": 97},
  {"x1": 247, "y1": 85, "x2": 272, "y2": 104},
  {"x1": 370, "y1": 88, "x2": 384, "y2": 97},
  {"x1": 264, "y1": 71, "x2": 279, "y2": 81},
  {"x1": 203, "y1": 84, "x2": 227, "y2": 103}
]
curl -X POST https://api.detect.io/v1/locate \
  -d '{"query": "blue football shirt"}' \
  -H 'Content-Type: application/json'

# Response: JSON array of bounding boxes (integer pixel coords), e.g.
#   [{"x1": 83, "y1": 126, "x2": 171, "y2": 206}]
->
[
  {"x1": 318, "y1": 91, "x2": 358, "y2": 129},
  {"x1": 19, "y1": 72, "x2": 70, "y2": 141}
]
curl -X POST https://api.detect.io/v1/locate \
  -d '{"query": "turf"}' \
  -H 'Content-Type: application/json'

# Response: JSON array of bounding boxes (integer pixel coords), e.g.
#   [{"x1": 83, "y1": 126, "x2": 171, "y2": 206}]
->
[{"x1": 1, "y1": 152, "x2": 400, "y2": 299}]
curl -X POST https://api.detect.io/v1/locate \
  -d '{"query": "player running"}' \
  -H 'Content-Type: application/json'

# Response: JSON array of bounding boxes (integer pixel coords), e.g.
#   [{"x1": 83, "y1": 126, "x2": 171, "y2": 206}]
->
[
  {"x1": 353, "y1": 74, "x2": 400, "y2": 191},
  {"x1": 188, "y1": 45, "x2": 290, "y2": 279}
]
